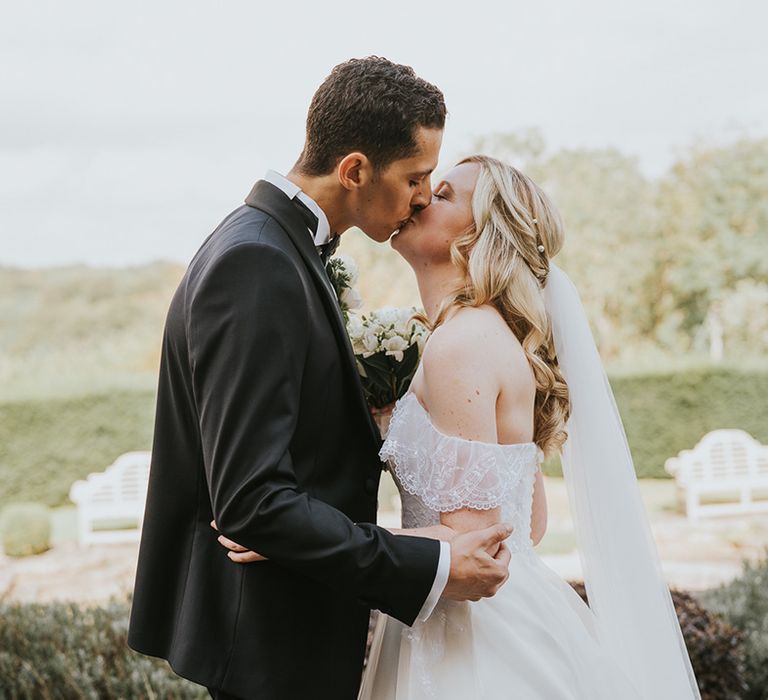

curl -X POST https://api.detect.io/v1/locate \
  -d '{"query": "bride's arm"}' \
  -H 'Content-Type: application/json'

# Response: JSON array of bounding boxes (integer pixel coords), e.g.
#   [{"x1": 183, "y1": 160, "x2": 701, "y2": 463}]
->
[
  {"x1": 418, "y1": 311, "x2": 535, "y2": 548},
  {"x1": 385, "y1": 524, "x2": 456, "y2": 541}
]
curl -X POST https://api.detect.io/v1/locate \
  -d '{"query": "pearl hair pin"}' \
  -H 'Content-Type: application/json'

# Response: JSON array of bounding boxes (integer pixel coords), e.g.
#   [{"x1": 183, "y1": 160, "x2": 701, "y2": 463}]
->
[{"x1": 537, "y1": 244, "x2": 545, "y2": 253}]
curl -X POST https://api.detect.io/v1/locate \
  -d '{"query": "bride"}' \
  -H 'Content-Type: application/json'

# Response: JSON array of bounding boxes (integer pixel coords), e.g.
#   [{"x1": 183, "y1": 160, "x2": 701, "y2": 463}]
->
[{"x1": 219, "y1": 155, "x2": 701, "y2": 699}]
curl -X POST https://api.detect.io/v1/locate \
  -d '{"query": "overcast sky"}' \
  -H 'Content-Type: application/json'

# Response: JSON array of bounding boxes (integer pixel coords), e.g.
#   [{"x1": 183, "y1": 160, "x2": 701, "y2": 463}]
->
[{"x1": 2, "y1": 0, "x2": 766, "y2": 267}]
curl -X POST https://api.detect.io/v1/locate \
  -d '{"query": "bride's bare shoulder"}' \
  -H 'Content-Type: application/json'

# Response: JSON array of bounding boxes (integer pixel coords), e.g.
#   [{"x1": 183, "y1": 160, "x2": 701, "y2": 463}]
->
[
  {"x1": 422, "y1": 305, "x2": 530, "y2": 393},
  {"x1": 425, "y1": 306, "x2": 514, "y2": 360}
]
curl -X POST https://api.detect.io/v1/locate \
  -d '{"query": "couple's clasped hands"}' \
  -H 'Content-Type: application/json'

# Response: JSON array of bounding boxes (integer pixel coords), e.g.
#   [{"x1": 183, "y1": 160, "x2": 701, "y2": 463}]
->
[{"x1": 210, "y1": 519, "x2": 513, "y2": 603}]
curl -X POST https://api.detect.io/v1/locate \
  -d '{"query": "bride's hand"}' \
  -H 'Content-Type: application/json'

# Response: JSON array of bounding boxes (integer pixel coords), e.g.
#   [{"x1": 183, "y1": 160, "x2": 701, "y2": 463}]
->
[{"x1": 210, "y1": 520, "x2": 268, "y2": 563}]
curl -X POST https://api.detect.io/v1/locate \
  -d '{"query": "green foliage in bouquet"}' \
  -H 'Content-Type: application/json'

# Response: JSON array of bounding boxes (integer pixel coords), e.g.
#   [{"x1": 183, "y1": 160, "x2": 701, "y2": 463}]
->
[
  {"x1": 0, "y1": 598, "x2": 207, "y2": 699},
  {"x1": 697, "y1": 550, "x2": 768, "y2": 699},
  {"x1": 347, "y1": 307, "x2": 428, "y2": 409},
  {"x1": 1, "y1": 502, "x2": 51, "y2": 557}
]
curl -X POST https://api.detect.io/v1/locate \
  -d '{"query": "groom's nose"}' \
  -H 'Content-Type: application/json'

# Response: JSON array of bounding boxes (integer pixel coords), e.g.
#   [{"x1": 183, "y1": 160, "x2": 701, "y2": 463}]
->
[{"x1": 411, "y1": 176, "x2": 432, "y2": 210}]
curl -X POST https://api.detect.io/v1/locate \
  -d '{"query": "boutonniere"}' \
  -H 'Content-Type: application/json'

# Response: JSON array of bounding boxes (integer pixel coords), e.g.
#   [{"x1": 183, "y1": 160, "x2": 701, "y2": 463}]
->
[{"x1": 326, "y1": 255, "x2": 363, "y2": 322}]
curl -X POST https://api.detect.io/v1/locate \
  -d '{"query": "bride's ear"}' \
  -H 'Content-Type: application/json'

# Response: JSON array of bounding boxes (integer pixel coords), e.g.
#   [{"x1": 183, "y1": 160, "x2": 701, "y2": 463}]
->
[{"x1": 337, "y1": 152, "x2": 373, "y2": 191}]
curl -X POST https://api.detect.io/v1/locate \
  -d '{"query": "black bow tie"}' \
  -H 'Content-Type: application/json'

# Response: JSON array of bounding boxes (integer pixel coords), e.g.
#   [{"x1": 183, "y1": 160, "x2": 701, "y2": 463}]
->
[
  {"x1": 291, "y1": 196, "x2": 338, "y2": 263},
  {"x1": 317, "y1": 235, "x2": 340, "y2": 264}
]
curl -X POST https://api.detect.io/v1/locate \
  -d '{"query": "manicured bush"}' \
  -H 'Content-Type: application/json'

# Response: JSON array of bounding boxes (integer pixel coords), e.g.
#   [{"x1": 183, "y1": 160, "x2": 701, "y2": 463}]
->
[
  {"x1": 1, "y1": 502, "x2": 51, "y2": 557},
  {"x1": 0, "y1": 598, "x2": 207, "y2": 699},
  {"x1": 569, "y1": 581, "x2": 747, "y2": 700},
  {"x1": 697, "y1": 551, "x2": 768, "y2": 699}
]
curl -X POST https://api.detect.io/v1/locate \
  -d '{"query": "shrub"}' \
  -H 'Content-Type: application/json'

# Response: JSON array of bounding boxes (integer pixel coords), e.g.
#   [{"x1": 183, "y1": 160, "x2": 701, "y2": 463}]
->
[
  {"x1": 569, "y1": 581, "x2": 747, "y2": 700},
  {"x1": 697, "y1": 550, "x2": 768, "y2": 699},
  {"x1": 0, "y1": 598, "x2": 207, "y2": 699},
  {"x1": 1, "y1": 502, "x2": 51, "y2": 557}
]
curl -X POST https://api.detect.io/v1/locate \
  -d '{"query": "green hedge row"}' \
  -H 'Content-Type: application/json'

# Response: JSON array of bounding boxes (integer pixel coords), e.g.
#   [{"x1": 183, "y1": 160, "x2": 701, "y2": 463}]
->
[
  {"x1": 0, "y1": 391, "x2": 155, "y2": 509},
  {"x1": 543, "y1": 367, "x2": 768, "y2": 478},
  {"x1": 1, "y1": 369, "x2": 767, "y2": 508}
]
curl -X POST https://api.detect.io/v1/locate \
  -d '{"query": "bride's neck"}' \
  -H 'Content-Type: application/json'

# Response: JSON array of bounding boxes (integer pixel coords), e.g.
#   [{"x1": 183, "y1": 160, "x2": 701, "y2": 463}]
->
[{"x1": 413, "y1": 262, "x2": 465, "y2": 323}]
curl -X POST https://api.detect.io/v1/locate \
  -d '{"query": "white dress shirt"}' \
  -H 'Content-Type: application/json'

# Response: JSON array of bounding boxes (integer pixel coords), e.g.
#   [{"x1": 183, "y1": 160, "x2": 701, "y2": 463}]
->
[
  {"x1": 263, "y1": 170, "x2": 333, "y2": 247},
  {"x1": 261, "y1": 170, "x2": 451, "y2": 621}
]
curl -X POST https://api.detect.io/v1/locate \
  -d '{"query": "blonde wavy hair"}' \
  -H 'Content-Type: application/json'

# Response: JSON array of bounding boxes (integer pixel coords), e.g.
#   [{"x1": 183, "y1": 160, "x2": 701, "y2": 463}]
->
[{"x1": 421, "y1": 155, "x2": 570, "y2": 458}]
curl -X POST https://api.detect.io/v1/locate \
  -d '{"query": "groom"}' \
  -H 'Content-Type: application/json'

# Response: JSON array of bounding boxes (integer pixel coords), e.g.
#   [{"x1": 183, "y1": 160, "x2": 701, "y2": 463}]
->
[{"x1": 128, "y1": 57, "x2": 512, "y2": 700}]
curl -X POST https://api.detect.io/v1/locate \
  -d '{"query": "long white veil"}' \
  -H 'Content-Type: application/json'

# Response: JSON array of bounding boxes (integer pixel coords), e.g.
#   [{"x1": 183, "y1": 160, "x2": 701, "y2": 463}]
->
[{"x1": 543, "y1": 263, "x2": 701, "y2": 699}]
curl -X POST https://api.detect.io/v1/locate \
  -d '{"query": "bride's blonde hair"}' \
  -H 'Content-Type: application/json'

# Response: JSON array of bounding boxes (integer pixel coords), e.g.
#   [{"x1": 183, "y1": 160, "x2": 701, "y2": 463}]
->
[{"x1": 423, "y1": 155, "x2": 570, "y2": 458}]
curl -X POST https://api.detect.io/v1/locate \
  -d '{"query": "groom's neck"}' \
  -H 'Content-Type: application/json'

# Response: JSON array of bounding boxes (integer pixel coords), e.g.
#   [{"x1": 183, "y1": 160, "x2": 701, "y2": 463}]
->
[{"x1": 286, "y1": 169, "x2": 349, "y2": 236}]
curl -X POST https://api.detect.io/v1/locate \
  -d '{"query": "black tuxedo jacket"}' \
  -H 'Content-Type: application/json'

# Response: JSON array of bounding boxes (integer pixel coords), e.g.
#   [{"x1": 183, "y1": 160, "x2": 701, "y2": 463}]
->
[{"x1": 127, "y1": 181, "x2": 441, "y2": 699}]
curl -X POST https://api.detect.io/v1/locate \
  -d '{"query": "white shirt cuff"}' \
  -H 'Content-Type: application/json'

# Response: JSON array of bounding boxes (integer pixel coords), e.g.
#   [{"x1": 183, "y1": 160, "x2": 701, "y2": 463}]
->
[{"x1": 415, "y1": 540, "x2": 451, "y2": 622}]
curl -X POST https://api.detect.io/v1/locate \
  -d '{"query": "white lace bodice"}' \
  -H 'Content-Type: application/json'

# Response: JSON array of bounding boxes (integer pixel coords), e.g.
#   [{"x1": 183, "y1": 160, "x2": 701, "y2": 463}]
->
[{"x1": 380, "y1": 392, "x2": 544, "y2": 554}]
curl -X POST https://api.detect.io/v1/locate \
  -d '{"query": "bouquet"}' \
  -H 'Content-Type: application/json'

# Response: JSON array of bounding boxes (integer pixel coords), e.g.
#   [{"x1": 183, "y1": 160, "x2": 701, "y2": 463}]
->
[
  {"x1": 346, "y1": 307, "x2": 428, "y2": 409},
  {"x1": 327, "y1": 255, "x2": 429, "y2": 419}
]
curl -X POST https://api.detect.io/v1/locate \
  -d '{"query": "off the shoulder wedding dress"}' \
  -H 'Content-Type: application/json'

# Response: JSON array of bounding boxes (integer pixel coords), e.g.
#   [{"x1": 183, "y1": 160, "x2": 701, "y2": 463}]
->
[{"x1": 357, "y1": 391, "x2": 643, "y2": 700}]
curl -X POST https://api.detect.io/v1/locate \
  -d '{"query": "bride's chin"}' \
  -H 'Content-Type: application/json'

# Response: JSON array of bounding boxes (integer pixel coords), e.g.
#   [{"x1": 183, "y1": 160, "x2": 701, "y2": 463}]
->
[{"x1": 391, "y1": 222, "x2": 415, "y2": 248}]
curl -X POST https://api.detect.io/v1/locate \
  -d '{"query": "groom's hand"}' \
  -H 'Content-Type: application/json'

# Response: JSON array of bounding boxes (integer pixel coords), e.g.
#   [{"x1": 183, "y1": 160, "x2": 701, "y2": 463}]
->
[{"x1": 442, "y1": 523, "x2": 513, "y2": 602}]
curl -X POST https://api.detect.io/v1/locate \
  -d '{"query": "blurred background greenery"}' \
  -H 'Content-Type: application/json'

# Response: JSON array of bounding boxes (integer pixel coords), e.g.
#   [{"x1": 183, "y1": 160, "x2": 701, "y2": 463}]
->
[{"x1": 1, "y1": 131, "x2": 767, "y2": 511}]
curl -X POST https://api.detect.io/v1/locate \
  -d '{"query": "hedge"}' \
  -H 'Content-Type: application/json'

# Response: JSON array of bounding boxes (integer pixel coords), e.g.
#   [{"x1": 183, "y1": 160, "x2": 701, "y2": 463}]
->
[{"x1": 1, "y1": 368, "x2": 767, "y2": 508}]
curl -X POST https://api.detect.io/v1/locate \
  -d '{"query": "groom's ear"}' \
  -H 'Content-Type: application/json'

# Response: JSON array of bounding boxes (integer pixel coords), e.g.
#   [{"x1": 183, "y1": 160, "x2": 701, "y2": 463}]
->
[{"x1": 337, "y1": 152, "x2": 374, "y2": 191}]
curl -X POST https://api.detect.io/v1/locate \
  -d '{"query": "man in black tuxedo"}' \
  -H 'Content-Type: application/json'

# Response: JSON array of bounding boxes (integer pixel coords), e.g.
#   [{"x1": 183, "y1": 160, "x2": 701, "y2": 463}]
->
[{"x1": 128, "y1": 57, "x2": 512, "y2": 700}]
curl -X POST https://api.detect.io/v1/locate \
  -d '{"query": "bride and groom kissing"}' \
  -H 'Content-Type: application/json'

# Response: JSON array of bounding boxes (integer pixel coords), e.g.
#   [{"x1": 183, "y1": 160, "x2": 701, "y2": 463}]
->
[{"x1": 128, "y1": 57, "x2": 701, "y2": 699}]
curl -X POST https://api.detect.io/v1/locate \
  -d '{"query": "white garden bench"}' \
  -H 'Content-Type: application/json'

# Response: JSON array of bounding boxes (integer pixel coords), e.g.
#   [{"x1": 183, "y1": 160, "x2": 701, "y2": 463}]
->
[
  {"x1": 665, "y1": 430, "x2": 768, "y2": 522},
  {"x1": 69, "y1": 451, "x2": 151, "y2": 545}
]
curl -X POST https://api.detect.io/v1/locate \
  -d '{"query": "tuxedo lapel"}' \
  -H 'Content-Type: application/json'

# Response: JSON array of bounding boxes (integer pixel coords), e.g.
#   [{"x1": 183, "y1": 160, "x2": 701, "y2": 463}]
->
[{"x1": 245, "y1": 180, "x2": 381, "y2": 448}]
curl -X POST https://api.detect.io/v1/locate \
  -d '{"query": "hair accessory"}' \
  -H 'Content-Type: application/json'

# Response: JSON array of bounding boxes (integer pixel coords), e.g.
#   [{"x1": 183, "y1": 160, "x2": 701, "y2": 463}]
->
[
  {"x1": 531, "y1": 218, "x2": 538, "y2": 224},
  {"x1": 537, "y1": 244, "x2": 545, "y2": 253}
]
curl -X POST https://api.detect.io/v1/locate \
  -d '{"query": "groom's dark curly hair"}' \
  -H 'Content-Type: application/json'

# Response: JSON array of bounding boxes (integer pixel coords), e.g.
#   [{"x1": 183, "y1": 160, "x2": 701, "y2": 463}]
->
[{"x1": 295, "y1": 56, "x2": 446, "y2": 175}]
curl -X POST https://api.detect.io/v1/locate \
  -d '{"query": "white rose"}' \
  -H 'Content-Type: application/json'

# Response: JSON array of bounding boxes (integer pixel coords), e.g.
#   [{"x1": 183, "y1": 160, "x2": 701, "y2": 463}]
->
[
  {"x1": 374, "y1": 306, "x2": 401, "y2": 328},
  {"x1": 382, "y1": 335, "x2": 409, "y2": 362},
  {"x1": 346, "y1": 314, "x2": 364, "y2": 339},
  {"x1": 362, "y1": 331, "x2": 381, "y2": 357},
  {"x1": 340, "y1": 287, "x2": 363, "y2": 311},
  {"x1": 394, "y1": 308, "x2": 416, "y2": 334}
]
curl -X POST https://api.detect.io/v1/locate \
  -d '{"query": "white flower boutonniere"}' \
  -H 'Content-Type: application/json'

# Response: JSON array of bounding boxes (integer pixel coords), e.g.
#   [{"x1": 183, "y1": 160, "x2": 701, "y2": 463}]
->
[{"x1": 326, "y1": 254, "x2": 363, "y2": 322}]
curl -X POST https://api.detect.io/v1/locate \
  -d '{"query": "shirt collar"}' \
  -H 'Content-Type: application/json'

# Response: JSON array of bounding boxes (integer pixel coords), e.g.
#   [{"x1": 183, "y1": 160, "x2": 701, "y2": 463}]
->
[{"x1": 264, "y1": 170, "x2": 332, "y2": 246}]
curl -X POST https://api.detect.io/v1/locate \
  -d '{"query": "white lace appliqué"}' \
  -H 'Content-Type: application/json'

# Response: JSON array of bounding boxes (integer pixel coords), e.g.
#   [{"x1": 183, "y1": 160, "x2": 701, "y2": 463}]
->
[{"x1": 380, "y1": 391, "x2": 543, "y2": 514}]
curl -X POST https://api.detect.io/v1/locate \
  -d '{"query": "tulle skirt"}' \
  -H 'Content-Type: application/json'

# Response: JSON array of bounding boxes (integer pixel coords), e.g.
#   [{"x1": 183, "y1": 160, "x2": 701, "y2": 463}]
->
[{"x1": 358, "y1": 549, "x2": 643, "y2": 700}]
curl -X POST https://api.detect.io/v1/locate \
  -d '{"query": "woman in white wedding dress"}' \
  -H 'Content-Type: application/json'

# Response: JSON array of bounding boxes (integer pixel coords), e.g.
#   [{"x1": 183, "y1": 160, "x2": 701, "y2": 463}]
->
[
  {"x1": 216, "y1": 155, "x2": 701, "y2": 699},
  {"x1": 358, "y1": 156, "x2": 700, "y2": 699}
]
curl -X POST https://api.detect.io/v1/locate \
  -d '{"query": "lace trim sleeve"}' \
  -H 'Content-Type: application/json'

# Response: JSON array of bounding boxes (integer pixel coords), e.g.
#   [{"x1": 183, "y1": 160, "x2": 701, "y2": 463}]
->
[{"x1": 379, "y1": 393, "x2": 543, "y2": 513}]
